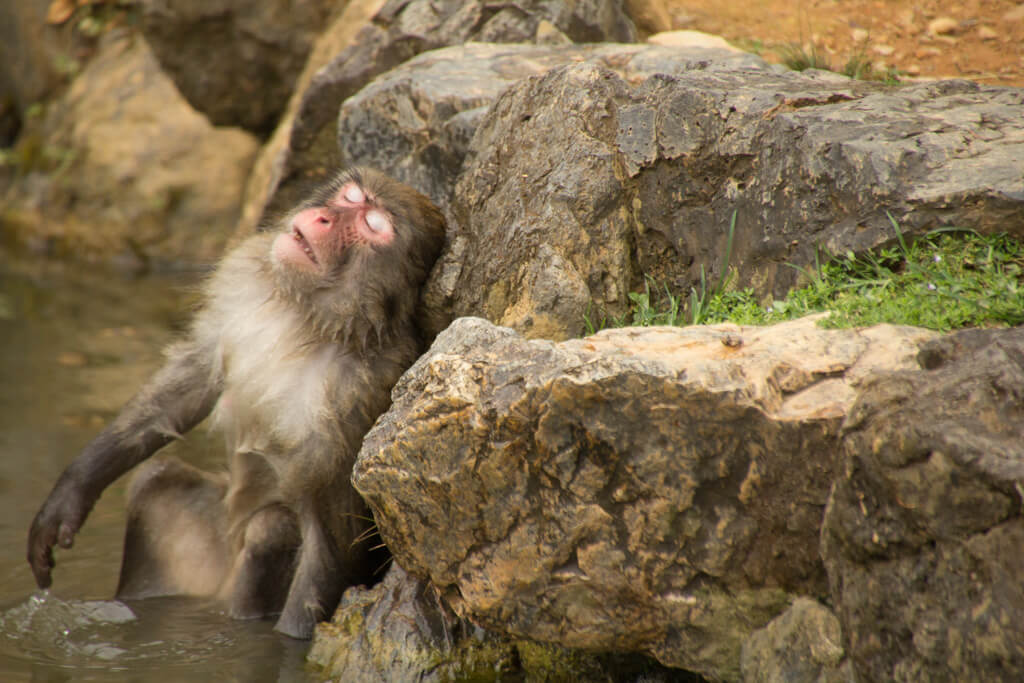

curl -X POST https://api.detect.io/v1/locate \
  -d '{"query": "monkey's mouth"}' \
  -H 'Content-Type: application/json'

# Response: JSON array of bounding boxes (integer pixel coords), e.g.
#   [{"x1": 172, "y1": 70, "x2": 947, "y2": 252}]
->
[{"x1": 291, "y1": 228, "x2": 319, "y2": 265}]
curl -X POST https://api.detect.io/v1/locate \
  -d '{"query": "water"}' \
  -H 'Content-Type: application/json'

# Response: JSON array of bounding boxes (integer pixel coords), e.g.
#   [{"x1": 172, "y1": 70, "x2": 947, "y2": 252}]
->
[{"x1": 0, "y1": 253, "x2": 319, "y2": 682}]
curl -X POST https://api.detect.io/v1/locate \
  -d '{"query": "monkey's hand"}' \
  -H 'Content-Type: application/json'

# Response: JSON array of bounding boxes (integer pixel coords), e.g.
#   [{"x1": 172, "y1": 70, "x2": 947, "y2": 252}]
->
[{"x1": 27, "y1": 482, "x2": 92, "y2": 589}]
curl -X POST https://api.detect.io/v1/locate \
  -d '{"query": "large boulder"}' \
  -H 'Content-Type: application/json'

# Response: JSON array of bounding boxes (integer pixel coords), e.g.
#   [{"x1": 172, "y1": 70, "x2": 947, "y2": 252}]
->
[
  {"x1": 821, "y1": 327, "x2": 1024, "y2": 682},
  {"x1": 0, "y1": 33, "x2": 258, "y2": 270},
  {"x1": 426, "y1": 63, "x2": 1024, "y2": 340},
  {"x1": 334, "y1": 42, "x2": 763, "y2": 218},
  {"x1": 138, "y1": 0, "x2": 338, "y2": 134},
  {"x1": 352, "y1": 315, "x2": 936, "y2": 681},
  {"x1": 235, "y1": 0, "x2": 640, "y2": 236}
]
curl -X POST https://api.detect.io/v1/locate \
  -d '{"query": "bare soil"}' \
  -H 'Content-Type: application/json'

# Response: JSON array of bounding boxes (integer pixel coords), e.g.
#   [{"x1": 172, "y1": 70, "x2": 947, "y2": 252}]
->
[{"x1": 662, "y1": 0, "x2": 1024, "y2": 87}]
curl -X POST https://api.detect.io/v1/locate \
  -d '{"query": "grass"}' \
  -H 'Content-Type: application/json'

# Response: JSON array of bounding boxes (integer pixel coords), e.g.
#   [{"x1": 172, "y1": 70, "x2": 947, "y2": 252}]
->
[
  {"x1": 778, "y1": 42, "x2": 903, "y2": 85},
  {"x1": 593, "y1": 216, "x2": 1024, "y2": 334}
]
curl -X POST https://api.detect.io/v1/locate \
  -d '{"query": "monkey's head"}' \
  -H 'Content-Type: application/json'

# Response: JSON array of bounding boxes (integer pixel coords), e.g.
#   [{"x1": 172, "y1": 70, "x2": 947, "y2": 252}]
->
[{"x1": 269, "y1": 167, "x2": 446, "y2": 347}]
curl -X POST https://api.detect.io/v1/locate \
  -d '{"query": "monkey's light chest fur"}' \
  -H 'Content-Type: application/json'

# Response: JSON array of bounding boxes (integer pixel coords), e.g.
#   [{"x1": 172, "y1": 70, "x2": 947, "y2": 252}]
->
[{"x1": 200, "y1": 236, "x2": 362, "y2": 459}]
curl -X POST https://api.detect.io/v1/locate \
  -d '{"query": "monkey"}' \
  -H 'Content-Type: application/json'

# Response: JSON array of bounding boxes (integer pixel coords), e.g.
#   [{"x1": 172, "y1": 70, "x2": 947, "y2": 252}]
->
[{"x1": 26, "y1": 168, "x2": 446, "y2": 639}]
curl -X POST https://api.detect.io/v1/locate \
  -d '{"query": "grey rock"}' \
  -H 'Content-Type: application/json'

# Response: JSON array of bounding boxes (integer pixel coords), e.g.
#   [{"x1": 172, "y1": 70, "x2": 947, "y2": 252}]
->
[
  {"x1": 138, "y1": 0, "x2": 337, "y2": 134},
  {"x1": 243, "y1": 0, "x2": 639, "y2": 234},
  {"x1": 336, "y1": 43, "x2": 761, "y2": 216},
  {"x1": 821, "y1": 326, "x2": 1024, "y2": 682},
  {"x1": 308, "y1": 563, "x2": 489, "y2": 682},
  {"x1": 352, "y1": 316, "x2": 935, "y2": 681},
  {"x1": 430, "y1": 63, "x2": 1024, "y2": 340},
  {"x1": 310, "y1": 562, "x2": 699, "y2": 681},
  {"x1": 740, "y1": 598, "x2": 851, "y2": 683}
]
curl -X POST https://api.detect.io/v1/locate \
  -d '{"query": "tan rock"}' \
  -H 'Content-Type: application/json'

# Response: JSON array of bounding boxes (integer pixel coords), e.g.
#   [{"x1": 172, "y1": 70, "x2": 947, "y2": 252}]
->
[
  {"x1": 3, "y1": 33, "x2": 258, "y2": 267},
  {"x1": 354, "y1": 315, "x2": 937, "y2": 681},
  {"x1": 977, "y1": 25, "x2": 998, "y2": 40},
  {"x1": 624, "y1": 0, "x2": 673, "y2": 35},
  {"x1": 647, "y1": 29, "x2": 742, "y2": 52},
  {"x1": 927, "y1": 17, "x2": 960, "y2": 35}
]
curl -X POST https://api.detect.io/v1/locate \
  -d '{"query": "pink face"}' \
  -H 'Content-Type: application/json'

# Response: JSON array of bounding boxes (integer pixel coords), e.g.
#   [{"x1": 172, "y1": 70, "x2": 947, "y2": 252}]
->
[{"x1": 272, "y1": 181, "x2": 395, "y2": 271}]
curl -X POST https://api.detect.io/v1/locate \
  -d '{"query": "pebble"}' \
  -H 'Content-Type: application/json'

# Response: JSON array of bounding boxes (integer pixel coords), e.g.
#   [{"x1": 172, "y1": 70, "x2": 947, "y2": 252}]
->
[
  {"x1": 646, "y1": 30, "x2": 741, "y2": 52},
  {"x1": 927, "y1": 17, "x2": 959, "y2": 35},
  {"x1": 977, "y1": 25, "x2": 998, "y2": 40},
  {"x1": 873, "y1": 44, "x2": 895, "y2": 56},
  {"x1": 851, "y1": 27, "x2": 869, "y2": 42}
]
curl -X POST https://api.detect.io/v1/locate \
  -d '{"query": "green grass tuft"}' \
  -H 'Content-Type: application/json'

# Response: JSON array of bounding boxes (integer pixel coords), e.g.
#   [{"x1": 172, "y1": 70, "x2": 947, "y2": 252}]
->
[{"x1": 594, "y1": 218, "x2": 1024, "y2": 334}]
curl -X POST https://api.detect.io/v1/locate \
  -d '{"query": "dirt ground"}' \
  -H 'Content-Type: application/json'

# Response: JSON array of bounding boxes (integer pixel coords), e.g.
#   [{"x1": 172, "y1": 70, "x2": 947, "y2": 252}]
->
[{"x1": 660, "y1": 0, "x2": 1024, "y2": 87}]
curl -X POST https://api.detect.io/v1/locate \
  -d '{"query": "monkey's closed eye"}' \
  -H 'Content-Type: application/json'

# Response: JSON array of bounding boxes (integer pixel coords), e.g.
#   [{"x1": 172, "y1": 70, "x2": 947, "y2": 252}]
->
[
  {"x1": 366, "y1": 210, "x2": 391, "y2": 234},
  {"x1": 344, "y1": 185, "x2": 364, "y2": 204}
]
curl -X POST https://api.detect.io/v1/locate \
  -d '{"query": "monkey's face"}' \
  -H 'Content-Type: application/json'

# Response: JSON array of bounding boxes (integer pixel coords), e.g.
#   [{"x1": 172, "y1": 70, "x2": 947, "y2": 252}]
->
[
  {"x1": 272, "y1": 180, "x2": 396, "y2": 274},
  {"x1": 266, "y1": 168, "x2": 446, "y2": 344}
]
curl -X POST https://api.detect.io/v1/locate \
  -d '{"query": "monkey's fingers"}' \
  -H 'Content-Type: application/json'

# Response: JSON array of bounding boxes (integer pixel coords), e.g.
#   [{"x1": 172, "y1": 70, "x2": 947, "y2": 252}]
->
[{"x1": 27, "y1": 533, "x2": 56, "y2": 589}]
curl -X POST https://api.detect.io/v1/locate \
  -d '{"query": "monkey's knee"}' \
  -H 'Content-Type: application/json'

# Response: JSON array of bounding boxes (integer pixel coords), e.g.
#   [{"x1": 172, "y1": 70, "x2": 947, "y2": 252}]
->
[
  {"x1": 225, "y1": 504, "x2": 300, "y2": 619},
  {"x1": 117, "y1": 456, "x2": 229, "y2": 600}
]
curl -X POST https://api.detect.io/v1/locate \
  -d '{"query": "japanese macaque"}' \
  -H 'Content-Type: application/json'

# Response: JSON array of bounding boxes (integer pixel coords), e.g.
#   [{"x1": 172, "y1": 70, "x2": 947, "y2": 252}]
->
[{"x1": 27, "y1": 168, "x2": 446, "y2": 639}]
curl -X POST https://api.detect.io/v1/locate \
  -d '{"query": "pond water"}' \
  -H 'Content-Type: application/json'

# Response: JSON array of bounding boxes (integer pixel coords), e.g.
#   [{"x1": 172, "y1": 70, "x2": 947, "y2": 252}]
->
[{"x1": 0, "y1": 253, "x2": 318, "y2": 682}]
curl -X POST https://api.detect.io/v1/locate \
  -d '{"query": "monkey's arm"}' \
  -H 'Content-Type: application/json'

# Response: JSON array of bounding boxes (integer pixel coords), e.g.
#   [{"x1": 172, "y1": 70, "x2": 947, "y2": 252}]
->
[{"x1": 27, "y1": 340, "x2": 221, "y2": 589}]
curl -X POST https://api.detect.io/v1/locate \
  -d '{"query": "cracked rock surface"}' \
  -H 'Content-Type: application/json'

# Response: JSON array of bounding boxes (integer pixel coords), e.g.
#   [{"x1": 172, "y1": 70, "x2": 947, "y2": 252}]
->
[
  {"x1": 353, "y1": 315, "x2": 935, "y2": 681},
  {"x1": 822, "y1": 326, "x2": 1024, "y2": 682}
]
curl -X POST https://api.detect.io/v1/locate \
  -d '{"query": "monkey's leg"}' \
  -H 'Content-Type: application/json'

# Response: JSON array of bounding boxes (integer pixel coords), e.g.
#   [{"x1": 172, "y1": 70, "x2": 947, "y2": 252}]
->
[
  {"x1": 273, "y1": 510, "x2": 346, "y2": 639},
  {"x1": 223, "y1": 503, "x2": 301, "y2": 619},
  {"x1": 116, "y1": 456, "x2": 230, "y2": 600}
]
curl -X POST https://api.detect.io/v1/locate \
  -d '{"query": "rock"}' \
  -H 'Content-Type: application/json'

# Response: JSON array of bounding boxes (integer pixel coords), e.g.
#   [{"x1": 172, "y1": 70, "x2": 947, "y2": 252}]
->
[
  {"x1": 426, "y1": 62, "x2": 1024, "y2": 340},
  {"x1": 352, "y1": 316, "x2": 935, "y2": 681},
  {"x1": 1, "y1": 33, "x2": 258, "y2": 269},
  {"x1": 138, "y1": 0, "x2": 337, "y2": 134},
  {"x1": 310, "y1": 563, "x2": 700, "y2": 681},
  {"x1": 334, "y1": 43, "x2": 762, "y2": 220},
  {"x1": 977, "y1": 25, "x2": 998, "y2": 41},
  {"x1": 336, "y1": 43, "x2": 579, "y2": 217},
  {"x1": 821, "y1": 327, "x2": 1024, "y2": 682},
  {"x1": 625, "y1": 0, "x2": 674, "y2": 36},
  {"x1": 233, "y1": 0, "x2": 385, "y2": 240},
  {"x1": 0, "y1": 0, "x2": 78, "y2": 112},
  {"x1": 926, "y1": 17, "x2": 960, "y2": 36},
  {"x1": 237, "y1": 0, "x2": 638, "y2": 237},
  {"x1": 0, "y1": 1, "x2": 58, "y2": 117},
  {"x1": 647, "y1": 30, "x2": 742, "y2": 52},
  {"x1": 740, "y1": 598, "x2": 851, "y2": 683},
  {"x1": 0, "y1": 0, "x2": 109, "y2": 142},
  {"x1": 308, "y1": 563, "x2": 499, "y2": 682}
]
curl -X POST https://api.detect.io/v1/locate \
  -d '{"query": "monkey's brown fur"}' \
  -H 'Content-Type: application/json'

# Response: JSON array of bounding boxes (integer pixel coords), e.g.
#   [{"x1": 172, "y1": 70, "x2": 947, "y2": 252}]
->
[{"x1": 27, "y1": 168, "x2": 446, "y2": 638}]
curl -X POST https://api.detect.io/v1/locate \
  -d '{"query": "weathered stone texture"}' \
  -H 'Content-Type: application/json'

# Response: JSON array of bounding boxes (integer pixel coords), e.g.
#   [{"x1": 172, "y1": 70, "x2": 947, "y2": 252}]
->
[
  {"x1": 353, "y1": 316, "x2": 936, "y2": 681},
  {"x1": 822, "y1": 327, "x2": 1024, "y2": 682}
]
